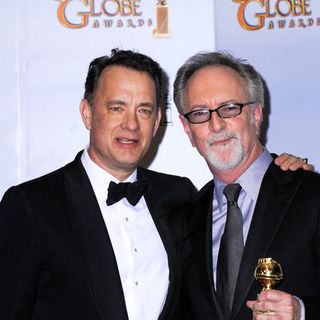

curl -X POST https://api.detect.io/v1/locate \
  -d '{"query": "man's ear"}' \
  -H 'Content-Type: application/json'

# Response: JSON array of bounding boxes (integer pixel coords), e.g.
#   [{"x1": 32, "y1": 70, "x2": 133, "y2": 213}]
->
[
  {"x1": 253, "y1": 103, "x2": 263, "y2": 135},
  {"x1": 80, "y1": 99, "x2": 92, "y2": 130},
  {"x1": 179, "y1": 115, "x2": 196, "y2": 147},
  {"x1": 152, "y1": 107, "x2": 162, "y2": 137}
]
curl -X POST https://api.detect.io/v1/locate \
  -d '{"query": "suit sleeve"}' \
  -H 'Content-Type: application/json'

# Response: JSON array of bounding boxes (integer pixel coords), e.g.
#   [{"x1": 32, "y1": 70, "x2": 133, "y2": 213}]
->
[
  {"x1": 0, "y1": 186, "x2": 40, "y2": 319},
  {"x1": 182, "y1": 177, "x2": 198, "y2": 201},
  {"x1": 168, "y1": 203, "x2": 218, "y2": 320},
  {"x1": 301, "y1": 206, "x2": 320, "y2": 319}
]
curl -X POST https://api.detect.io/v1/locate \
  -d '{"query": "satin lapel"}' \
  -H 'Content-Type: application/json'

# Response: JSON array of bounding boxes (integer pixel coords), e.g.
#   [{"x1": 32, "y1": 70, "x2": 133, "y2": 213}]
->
[
  {"x1": 232, "y1": 163, "x2": 300, "y2": 319},
  {"x1": 64, "y1": 153, "x2": 129, "y2": 320},
  {"x1": 137, "y1": 168, "x2": 179, "y2": 319}
]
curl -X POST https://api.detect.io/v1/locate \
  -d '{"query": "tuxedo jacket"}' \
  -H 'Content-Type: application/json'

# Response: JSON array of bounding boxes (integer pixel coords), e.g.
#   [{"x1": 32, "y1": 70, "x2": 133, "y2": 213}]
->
[
  {"x1": 173, "y1": 160, "x2": 320, "y2": 320},
  {"x1": 0, "y1": 151, "x2": 197, "y2": 320}
]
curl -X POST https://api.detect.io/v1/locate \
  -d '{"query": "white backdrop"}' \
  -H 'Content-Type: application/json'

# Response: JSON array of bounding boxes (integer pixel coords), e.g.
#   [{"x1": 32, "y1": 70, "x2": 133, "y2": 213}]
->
[
  {"x1": 214, "y1": 0, "x2": 320, "y2": 169},
  {"x1": 1, "y1": 0, "x2": 319, "y2": 198}
]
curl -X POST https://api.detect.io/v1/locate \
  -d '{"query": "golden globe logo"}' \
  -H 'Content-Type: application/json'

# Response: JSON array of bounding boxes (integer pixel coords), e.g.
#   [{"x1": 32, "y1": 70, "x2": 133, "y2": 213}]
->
[
  {"x1": 233, "y1": 0, "x2": 320, "y2": 30},
  {"x1": 56, "y1": 0, "x2": 152, "y2": 29}
]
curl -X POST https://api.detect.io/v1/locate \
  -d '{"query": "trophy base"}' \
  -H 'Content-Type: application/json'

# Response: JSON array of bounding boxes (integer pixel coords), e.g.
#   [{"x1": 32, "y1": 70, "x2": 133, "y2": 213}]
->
[{"x1": 153, "y1": 29, "x2": 172, "y2": 39}]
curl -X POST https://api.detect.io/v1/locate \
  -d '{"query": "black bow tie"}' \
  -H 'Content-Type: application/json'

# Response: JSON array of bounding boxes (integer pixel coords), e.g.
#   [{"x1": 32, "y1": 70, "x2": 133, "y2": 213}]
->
[{"x1": 106, "y1": 180, "x2": 148, "y2": 206}]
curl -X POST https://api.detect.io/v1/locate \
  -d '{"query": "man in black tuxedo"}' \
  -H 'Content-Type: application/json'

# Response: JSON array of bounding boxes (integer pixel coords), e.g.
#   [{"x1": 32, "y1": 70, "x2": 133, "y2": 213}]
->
[
  {"x1": 173, "y1": 52, "x2": 320, "y2": 320},
  {"x1": 0, "y1": 49, "x2": 198, "y2": 320}
]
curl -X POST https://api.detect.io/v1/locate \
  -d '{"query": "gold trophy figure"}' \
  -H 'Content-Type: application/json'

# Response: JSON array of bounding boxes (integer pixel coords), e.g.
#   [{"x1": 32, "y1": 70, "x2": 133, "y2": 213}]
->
[
  {"x1": 254, "y1": 257, "x2": 283, "y2": 315},
  {"x1": 153, "y1": 1, "x2": 171, "y2": 39}
]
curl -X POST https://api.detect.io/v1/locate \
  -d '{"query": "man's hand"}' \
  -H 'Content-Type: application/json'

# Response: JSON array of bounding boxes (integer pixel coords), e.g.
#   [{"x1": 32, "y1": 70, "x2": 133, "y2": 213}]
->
[
  {"x1": 275, "y1": 153, "x2": 314, "y2": 171},
  {"x1": 247, "y1": 289, "x2": 301, "y2": 320}
]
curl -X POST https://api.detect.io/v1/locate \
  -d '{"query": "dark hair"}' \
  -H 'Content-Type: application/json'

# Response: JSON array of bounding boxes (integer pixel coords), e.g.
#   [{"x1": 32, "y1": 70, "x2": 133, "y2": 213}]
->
[
  {"x1": 84, "y1": 48, "x2": 164, "y2": 108},
  {"x1": 173, "y1": 51, "x2": 264, "y2": 115}
]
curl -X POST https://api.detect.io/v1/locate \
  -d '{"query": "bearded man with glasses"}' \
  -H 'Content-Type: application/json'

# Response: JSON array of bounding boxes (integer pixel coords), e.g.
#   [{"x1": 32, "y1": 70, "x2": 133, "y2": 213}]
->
[{"x1": 171, "y1": 52, "x2": 320, "y2": 320}]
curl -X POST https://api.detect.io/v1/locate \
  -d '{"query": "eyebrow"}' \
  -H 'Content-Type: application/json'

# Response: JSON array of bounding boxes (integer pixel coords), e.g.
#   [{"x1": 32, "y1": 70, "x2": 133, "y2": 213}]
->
[
  {"x1": 139, "y1": 102, "x2": 155, "y2": 109},
  {"x1": 190, "y1": 100, "x2": 240, "y2": 110},
  {"x1": 218, "y1": 99, "x2": 240, "y2": 105},
  {"x1": 106, "y1": 100, "x2": 155, "y2": 108},
  {"x1": 106, "y1": 100, "x2": 126, "y2": 107}
]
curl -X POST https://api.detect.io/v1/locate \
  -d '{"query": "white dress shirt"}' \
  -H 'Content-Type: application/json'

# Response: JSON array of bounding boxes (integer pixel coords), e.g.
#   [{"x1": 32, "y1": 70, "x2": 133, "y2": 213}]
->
[{"x1": 81, "y1": 148, "x2": 169, "y2": 320}]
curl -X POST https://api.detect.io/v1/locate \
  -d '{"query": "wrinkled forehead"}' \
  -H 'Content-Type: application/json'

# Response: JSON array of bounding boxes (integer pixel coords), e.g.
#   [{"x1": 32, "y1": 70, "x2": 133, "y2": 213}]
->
[
  {"x1": 187, "y1": 65, "x2": 248, "y2": 93},
  {"x1": 185, "y1": 65, "x2": 250, "y2": 106},
  {"x1": 97, "y1": 65, "x2": 158, "y2": 104}
]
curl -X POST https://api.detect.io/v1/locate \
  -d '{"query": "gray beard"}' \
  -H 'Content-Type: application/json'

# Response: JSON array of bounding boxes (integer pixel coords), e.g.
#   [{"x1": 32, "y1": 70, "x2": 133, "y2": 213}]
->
[{"x1": 205, "y1": 131, "x2": 244, "y2": 170}]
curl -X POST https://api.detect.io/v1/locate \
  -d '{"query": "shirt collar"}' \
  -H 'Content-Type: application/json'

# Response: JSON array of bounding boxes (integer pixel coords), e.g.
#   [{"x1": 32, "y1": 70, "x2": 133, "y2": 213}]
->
[
  {"x1": 81, "y1": 147, "x2": 137, "y2": 205},
  {"x1": 214, "y1": 148, "x2": 273, "y2": 210}
]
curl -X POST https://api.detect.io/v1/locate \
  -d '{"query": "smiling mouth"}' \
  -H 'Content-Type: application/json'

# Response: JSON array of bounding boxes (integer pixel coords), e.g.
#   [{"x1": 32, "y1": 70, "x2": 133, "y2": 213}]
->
[
  {"x1": 117, "y1": 138, "x2": 138, "y2": 144},
  {"x1": 212, "y1": 137, "x2": 233, "y2": 145}
]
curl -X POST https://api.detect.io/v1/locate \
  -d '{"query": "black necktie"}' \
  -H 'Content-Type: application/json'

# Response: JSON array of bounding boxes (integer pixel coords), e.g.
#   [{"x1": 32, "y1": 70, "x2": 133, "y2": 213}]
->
[
  {"x1": 216, "y1": 183, "x2": 244, "y2": 319},
  {"x1": 106, "y1": 180, "x2": 148, "y2": 206}
]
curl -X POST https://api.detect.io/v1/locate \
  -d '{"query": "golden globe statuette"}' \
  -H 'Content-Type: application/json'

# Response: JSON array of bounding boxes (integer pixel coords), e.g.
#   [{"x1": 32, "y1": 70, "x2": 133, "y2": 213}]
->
[
  {"x1": 254, "y1": 257, "x2": 283, "y2": 315},
  {"x1": 153, "y1": 1, "x2": 171, "y2": 39}
]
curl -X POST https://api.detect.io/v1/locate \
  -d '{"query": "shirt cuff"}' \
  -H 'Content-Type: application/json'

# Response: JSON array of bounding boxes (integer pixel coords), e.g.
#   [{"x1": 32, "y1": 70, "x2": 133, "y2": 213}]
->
[{"x1": 293, "y1": 296, "x2": 305, "y2": 320}]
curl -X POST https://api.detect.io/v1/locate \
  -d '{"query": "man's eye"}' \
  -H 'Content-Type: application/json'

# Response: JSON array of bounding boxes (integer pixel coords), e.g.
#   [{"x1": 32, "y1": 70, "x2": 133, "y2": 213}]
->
[
  {"x1": 193, "y1": 110, "x2": 208, "y2": 117},
  {"x1": 139, "y1": 108, "x2": 153, "y2": 116},
  {"x1": 221, "y1": 105, "x2": 238, "y2": 111},
  {"x1": 140, "y1": 109, "x2": 151, "y2": 113},
  {"x1": 110, "y1": 106, "x2": 123, "y2": 112}
]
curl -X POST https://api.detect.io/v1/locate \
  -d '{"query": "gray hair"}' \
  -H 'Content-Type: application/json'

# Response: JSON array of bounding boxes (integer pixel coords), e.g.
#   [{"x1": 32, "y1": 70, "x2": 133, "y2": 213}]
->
[{"x1": 173, "y1": 51, "x2": 264, "y2": 116}]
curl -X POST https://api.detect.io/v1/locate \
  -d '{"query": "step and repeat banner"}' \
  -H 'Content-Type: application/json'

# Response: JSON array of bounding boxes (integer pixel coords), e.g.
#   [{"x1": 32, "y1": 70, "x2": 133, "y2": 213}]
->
[
  {"x1": 214, "y1": 0, "x2": 320, "y2": 170},
  {"x1": 1, "y1": 0, "x2": 319, "y2": 197}
]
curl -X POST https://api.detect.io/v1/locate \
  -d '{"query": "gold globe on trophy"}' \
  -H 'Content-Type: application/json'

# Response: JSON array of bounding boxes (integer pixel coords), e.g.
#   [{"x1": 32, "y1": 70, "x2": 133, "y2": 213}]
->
[
  {"x1": 255, "y1": 257, "x2": 283, "y2": 291},
  {"x1": 254, "y1": 257, "x2": 283, "y2": 315}
]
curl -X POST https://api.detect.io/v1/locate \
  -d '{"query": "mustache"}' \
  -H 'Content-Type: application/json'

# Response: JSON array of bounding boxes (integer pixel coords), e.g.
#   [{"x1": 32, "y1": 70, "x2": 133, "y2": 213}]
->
[{"x1": 207, "y1": 131, "x2": 239, "y2": 144}]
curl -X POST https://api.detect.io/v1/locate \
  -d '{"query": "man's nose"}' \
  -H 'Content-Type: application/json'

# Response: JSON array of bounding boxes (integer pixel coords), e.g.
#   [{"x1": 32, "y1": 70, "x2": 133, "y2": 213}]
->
[
  {"x1": 208, "y1": 111, "x2": 226, "y2": 132},
  {"x1": 123, "y1": 110, "x2": 140, "y2": 131}
]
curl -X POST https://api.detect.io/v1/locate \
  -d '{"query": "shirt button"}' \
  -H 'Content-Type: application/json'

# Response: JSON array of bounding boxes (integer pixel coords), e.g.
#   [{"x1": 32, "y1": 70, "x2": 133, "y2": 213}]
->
[
  {"x1": 134, "y1": 248, "x2": 138, "y2": 252},
  {"x1": 125, "y1": 217, "x2": 129, "y2": 222},
  {"x1": 135, "y1": 281, "x2": 139, "y2": 286}
]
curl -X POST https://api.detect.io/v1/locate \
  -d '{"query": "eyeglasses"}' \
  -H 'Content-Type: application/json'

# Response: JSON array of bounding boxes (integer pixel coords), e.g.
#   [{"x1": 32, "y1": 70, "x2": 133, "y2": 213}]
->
[{"x1": 184, "y1": 102, "x2": 255, "y2": 124}]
